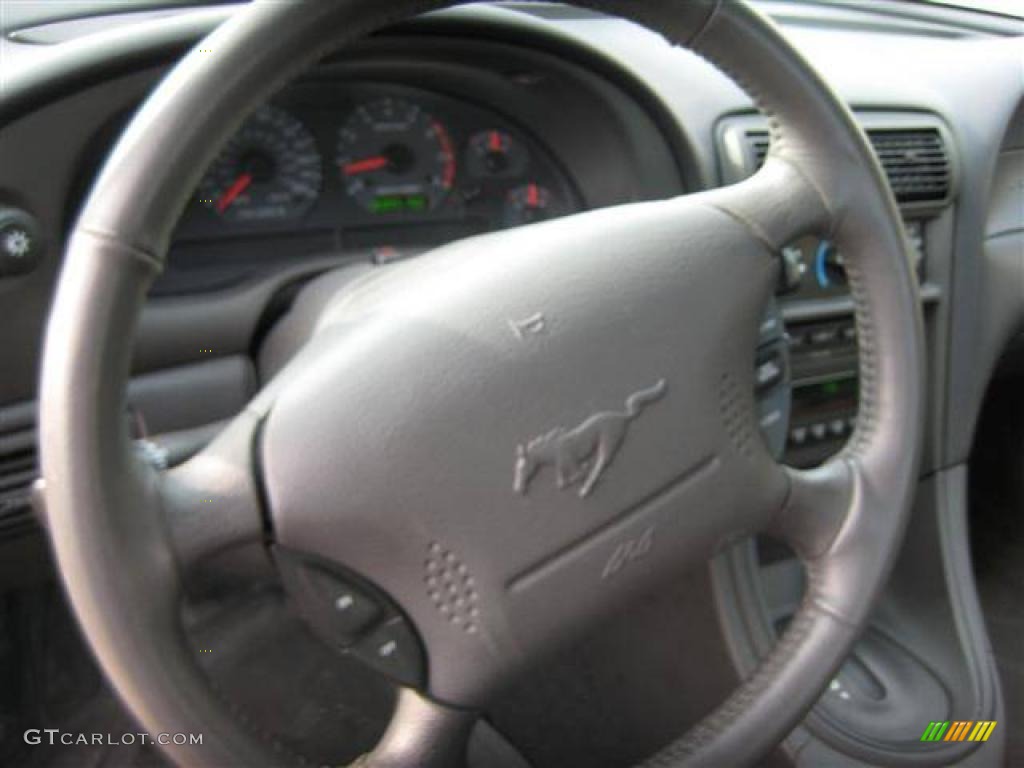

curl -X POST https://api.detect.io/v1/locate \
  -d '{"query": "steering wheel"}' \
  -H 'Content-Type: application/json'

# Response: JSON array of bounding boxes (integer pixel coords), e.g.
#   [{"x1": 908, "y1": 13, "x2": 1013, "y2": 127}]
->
[{"x1": 38, "y1": 1, "x2": 925, "y2": 765}]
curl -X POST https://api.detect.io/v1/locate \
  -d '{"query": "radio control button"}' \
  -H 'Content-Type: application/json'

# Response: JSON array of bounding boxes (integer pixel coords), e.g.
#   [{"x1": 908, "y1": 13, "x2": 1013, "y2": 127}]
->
[
  {"x1": 810, "y1": 423, "x2": 828, "y2": 441},
  {"x1": 790, "y1": 426, "x2": 808, "y2": 445},
  {"x1": 829, "y1": 419, "x2": 847, "y2": 437},
  {"x1": 810, "y1": 327, "x2": 838, "y2": 346}
]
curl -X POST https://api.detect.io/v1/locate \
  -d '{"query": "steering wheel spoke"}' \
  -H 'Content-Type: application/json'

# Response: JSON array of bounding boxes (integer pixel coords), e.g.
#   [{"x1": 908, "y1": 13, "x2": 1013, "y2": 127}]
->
[
  {"x1": 770, "y1": 458, "x2": 856, "y2": 564},
  {"x1": 158, "y1": 408, "x2": 270, "y2": 587},
  {"x1": 702, "y1": 154, "x2": 835, "y2": 253},
  {"x1": 773, "y1": 450, "x2": 912, "y2": 628},
  {"x1": 356, "y1": 689, "x2": 477, "y2": 768}
]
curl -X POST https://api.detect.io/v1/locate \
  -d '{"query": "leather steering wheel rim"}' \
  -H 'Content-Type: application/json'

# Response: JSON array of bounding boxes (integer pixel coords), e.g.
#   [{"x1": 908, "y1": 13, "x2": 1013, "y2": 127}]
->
[{"x1": 39, "y1": 1, "x2": 925, "y2": 766}]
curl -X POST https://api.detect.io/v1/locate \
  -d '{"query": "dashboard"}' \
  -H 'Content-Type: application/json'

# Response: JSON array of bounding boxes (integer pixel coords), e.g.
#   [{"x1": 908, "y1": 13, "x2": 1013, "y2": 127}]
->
[
  {"x1": 0, "y1": 3, "x2": 1022, "y2": 764},
  {"x1": 0, "y1": 0, "x2": 1018, "y2": 507},
  {"x1": 0, "y1": 0, "x2": 1019, "y2": 500}
]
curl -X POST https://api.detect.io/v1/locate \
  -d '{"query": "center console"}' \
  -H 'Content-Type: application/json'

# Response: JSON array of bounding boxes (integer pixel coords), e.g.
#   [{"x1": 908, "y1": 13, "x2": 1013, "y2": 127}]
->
[
  {"x1": 780, "y1": 222, "x2": 925, "y2": 468},
  {"x1": 719, "y1": 110, "x2": 951, "y2": 471},
  {"x1": 716, "y1": 113, "x2": 1000, "y2": 766}
]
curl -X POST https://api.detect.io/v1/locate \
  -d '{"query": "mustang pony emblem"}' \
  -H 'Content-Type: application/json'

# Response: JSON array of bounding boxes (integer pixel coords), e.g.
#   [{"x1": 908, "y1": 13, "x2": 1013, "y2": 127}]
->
[{"x1": 514, "y1": 379, "x2": 668, "y2": 498}]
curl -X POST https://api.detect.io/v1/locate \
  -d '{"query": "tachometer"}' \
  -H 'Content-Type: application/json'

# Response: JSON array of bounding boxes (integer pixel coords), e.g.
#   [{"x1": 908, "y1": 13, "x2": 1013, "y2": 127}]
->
[
  {"x1": 198, "y1": 105, "x2": 321, "y2": 223},
  {"x1": 337, "y1": 97, "x2": 455, "y2": 214}
]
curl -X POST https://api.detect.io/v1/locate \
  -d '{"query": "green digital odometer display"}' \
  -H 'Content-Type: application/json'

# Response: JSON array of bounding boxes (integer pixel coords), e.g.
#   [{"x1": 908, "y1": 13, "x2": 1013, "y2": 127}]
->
[{"x1": 370, "y1": 194, "x2": 429, "y2": 214}]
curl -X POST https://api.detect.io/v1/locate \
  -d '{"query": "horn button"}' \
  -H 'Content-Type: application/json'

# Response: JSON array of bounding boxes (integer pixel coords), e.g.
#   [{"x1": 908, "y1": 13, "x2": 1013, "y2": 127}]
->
[{"x1": 260, "y1": 198, "x2": 787, "y2": 705}]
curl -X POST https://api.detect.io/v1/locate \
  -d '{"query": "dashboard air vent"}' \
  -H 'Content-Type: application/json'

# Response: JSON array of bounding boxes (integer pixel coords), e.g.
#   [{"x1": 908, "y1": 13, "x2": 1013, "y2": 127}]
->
[
  {"x1": 744, "y1": 126, "x2": 950, "y2": 204},
  {"x1": 866, "y1": 129, "x2": 950, "y2": 203},
  {"x1": 748, "y1": 132, "x2": 771, "y2": 171},
  {"x1": 0, "y1": 410, "x2": 36, "y2": 520}
]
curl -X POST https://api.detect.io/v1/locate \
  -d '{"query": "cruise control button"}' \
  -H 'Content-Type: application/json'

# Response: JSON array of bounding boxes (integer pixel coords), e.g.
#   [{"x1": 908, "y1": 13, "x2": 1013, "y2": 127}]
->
[
  {"x1": 759, "y1": 314, "x2": 779, "y2": 340},
  {"x1": 760, "y1": 407, "x2": 782, "y2": 429},
  {"x1": 790, "y1": 426, "x2": 808, "y2": 445},
  {"x1": 755, "y1": 353, "x2": 783, "y2": 391},
  {"x1": 758, "y1": 299, "x2": 785, "y2": 345},
  {"x1": 323, "y1": 581, "x2": 381, "y2": 638},
  {"x1": 349, "y1": 616, "x2": 425, "y2": 688},
  {"x1": 810, "y1": 423, "x2": 828, "y2": 441},
  {"x1": 276, "y1": 553, "x2": 382, "y2": 642},
  {"x1": 298, "y1": 567, "x2": 380, "y2": 639},
  {"x1": 829, "y1": 419, "x2": 847, "y2": 437}
]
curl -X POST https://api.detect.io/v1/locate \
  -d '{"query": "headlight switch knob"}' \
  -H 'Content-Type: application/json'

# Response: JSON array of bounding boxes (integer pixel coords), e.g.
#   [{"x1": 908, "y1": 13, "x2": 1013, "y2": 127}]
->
[{"x1": 0, "y1": 207, "x2": 42, "y2": 277}]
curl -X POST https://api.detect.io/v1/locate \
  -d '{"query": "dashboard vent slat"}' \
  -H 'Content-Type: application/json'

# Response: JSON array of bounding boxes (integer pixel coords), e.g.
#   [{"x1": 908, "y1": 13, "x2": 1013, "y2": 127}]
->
[
  {"x1": 750, "y1": 136, "x2": 771, "y2": 171},
  {"x1": 743, "y1": 126, "x2": 951, "y2": 205},
  {"x1": 0, "y1": 467, "x2": 36, "y2": 496},
  {"x1": 0, "y1": 408, "x2": 37, "y2": 519}
]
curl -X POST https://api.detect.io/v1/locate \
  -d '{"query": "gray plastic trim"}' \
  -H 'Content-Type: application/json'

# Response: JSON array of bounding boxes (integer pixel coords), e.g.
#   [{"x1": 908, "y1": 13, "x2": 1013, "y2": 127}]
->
[{"x1": 127, "y1": 355, "x2": 256, "y2": 436}]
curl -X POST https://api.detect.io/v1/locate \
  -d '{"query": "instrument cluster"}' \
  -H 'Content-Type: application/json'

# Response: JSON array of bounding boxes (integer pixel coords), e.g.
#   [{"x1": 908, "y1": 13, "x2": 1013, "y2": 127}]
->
[{"x1": 176, "y1": 82, "x2": 580, "y2": 256}]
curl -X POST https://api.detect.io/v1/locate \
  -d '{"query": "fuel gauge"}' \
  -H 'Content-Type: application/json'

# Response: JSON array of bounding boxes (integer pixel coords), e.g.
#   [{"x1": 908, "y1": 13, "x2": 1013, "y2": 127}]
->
[
  {"x1": 504, "y1": 183, "x2": 551, "y2": 228},
  {"x1": 467, "y1": 130, "x2": 527, "y2": 178}
]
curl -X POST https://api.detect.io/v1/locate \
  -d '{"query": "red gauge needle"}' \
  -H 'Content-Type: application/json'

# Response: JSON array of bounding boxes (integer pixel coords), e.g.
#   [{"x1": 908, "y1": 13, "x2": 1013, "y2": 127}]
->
[
  {"x1": 216, "y1": 172, "x2": 253, "y2": 213},
  {"x1": 343, "y1": 155, "x2": 389, "y2": 175},
  {"x1": 526, "y1": 183, "x2": 540, "y2": 207}
]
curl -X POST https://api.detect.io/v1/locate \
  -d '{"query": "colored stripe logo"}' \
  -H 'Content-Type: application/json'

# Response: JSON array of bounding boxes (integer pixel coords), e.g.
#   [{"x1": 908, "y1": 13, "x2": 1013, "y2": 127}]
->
[{"x1": 920, "y1": 721, "x2": 997, "y2": 742}]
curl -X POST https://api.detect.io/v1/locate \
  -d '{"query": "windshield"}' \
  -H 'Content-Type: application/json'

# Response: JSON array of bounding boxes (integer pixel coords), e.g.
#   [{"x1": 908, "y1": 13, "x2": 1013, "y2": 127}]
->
[
  {"x1": 919, "y1": 0, "x2": 1023, "y2": 17},
  {"x1": 3, "y1": 0, "x2": 1022, "y2": 37}
]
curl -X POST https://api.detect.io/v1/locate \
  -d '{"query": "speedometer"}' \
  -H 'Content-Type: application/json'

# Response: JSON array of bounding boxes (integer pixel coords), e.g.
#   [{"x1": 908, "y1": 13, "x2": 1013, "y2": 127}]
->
[
  {"x1": 336, "y1": 97, "x2": 455, "y2": 214},
  {"x1": 198, "y1": 105, "x2": 321, "y2": 223}
]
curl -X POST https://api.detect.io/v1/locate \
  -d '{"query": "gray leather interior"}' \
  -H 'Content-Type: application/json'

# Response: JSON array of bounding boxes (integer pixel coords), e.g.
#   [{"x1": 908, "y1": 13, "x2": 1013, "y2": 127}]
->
[{"x1": 37, "y1": 1, "x2": 926, "y2": 766}]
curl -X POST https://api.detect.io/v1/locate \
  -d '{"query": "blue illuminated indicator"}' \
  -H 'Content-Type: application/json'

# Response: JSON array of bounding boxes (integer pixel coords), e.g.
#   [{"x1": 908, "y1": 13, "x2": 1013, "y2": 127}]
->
[{"x1": 815, "y1": 240, "x2": 832, "y2": 288}]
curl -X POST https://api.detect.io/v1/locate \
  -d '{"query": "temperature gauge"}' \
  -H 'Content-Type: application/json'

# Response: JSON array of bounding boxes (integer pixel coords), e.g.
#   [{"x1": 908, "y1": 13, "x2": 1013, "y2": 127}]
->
[
  {"x1": 466, "y1": 130, "x2": 527, "y2": 178},
  {"x1": 504, "y1": 183, "x2": 551, "y2": 228}
]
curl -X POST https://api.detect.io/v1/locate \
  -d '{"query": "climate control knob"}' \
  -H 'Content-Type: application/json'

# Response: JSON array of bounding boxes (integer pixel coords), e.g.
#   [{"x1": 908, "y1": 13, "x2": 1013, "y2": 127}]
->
[{"x1": 814, "y1": 240, "x2": 846, "y2": 288}]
